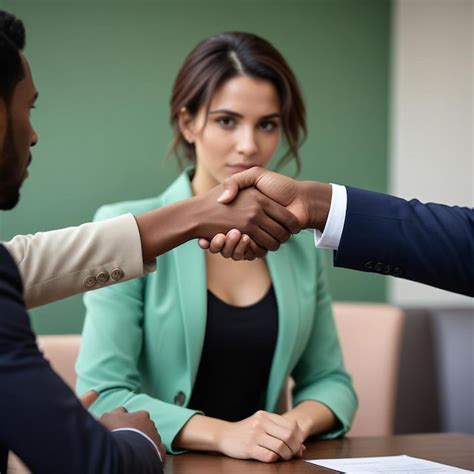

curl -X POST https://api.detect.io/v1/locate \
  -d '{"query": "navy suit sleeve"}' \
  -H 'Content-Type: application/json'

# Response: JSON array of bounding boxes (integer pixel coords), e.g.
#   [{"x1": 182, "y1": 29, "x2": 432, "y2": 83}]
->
[
  {"x1": 0, "y1": 246, "x2": 163, "y2": 474},
  {"x1": 334, "y1": 187, "x2": 474, "y2": 297}
]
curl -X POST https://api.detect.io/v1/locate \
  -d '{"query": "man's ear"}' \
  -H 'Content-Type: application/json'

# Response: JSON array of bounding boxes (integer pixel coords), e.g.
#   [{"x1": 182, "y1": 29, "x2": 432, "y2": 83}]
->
[{"x1": 178, "y1": 107, "x2": 196, "y2": 144}]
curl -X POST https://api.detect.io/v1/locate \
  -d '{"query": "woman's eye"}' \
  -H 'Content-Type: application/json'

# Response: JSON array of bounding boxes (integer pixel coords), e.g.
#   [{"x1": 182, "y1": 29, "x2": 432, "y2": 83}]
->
[
  {"x1": 217, "y1": 117, "x2": 236, "y2": 129},
  {"x1": 260, "y1": 120, "x2": 278, "y2": 132}
]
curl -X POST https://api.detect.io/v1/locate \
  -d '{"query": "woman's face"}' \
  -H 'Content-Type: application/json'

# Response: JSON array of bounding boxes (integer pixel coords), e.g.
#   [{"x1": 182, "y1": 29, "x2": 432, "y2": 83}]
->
[{"x1": 183, "y1": 75, "x2": 281, "y2": 192}]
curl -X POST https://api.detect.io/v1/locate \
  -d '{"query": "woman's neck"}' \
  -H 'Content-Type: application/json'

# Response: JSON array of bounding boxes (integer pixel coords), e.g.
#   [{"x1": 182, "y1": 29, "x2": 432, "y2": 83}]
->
[{"x1": 191, "y1": 166, "x2": 220, "y2": 196}]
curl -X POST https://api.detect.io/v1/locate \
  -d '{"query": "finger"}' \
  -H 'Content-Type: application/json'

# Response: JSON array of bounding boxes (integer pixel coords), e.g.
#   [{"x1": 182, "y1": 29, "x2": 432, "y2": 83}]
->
[
  {"x1": 260, "y1": 212, "x2": 292, "y2": 244},
  {"x1": 79, "y1": 390, "x2": 98, "y2": 409},
  {"x1": 247, "y1": 239, "x2": 267, "y2": 259},
  {"x1": 250, "y1": 445, "x2": 280, "y2": 463},
  {"x1": 218, "y1": 167, "x2": 265, "y2": 203},
  {"x1": 231, "y1": 234, "x2": 250, "y2": 261},
  {"x1": 208, "y1": 233, "x2": 226, "y2": 253},
  {"x1": 262, "y1": 411, "x2": 305, "y2": 439},
  {"x1": 251, "y1": 226, "x2": 281, "y2": 252},
  {"x1": 262, "y1": 419, "x2": 303, "y2": 458},
  {"x1": 243, "y1": 248, "x2": 256, "y2": 261},
  {"x1": 258, "y1": 433, "x2": 293, "y2": 461},
  {"x1": 112, "y1": 406, "x2": 128, "y2": 414},
  {"x1": 221, "y1": 229, "x2": 242, "y2": 259},
  {"x1": 198, "y1": 238, "x2": 210, "y2": 249},
  {"x1": 263, "y1": 199, "x2": 301, "y2": 235},
  {"x1": 259, "y1": 412, "x2": 305, "y2": 454}
]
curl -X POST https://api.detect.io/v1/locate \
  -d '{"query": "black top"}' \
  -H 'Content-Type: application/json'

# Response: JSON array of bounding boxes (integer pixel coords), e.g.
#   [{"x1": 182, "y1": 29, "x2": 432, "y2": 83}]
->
[{"x1": 189, "y1": 285, "x2": 279, "y2": 422}]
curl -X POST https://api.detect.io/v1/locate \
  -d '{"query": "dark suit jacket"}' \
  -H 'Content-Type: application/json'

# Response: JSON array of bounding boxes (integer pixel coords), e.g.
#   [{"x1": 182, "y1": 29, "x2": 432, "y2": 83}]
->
[
  {"x1": 334, "y1": 187, "x2": 474, "y2": 297},
  {"x1": 0, "y1": 245, "x2": 163, "y2": 474}
]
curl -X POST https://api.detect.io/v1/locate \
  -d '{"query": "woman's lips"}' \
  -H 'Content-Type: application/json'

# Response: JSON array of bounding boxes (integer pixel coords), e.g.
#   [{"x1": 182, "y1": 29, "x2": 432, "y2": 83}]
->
[{"x1": 226, "y1": 164, "x2": 254, "y2": 174}]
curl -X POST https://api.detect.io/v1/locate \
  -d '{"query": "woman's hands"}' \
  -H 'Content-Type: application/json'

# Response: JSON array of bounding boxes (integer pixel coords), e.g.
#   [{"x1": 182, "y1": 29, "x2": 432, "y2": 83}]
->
[
  {"x1": 175, "y1": 411, "x2": 305, "y2": 463},
  {"x1": 217, "y1": 410, "x2": 306, "y2": 463}
]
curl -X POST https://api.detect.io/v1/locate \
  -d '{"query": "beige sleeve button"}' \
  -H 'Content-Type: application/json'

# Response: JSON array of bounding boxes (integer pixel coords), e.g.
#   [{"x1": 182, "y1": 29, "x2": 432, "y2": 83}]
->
[
  {"x1": 83, "y1": 275, "x2": 97, "y2": 288},
  {"x1": 110, "y1": 268, "x2": 125, "y2": 281},
  {"x1": 96, "y1": 271, "x2": 110, "y2": 284}
]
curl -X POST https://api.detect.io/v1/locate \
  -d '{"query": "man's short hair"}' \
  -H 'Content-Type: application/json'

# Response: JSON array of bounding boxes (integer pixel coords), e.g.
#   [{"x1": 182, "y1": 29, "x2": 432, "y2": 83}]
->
[{"x1": 0, "y1": 10, "x2": 26, "y2": 104}]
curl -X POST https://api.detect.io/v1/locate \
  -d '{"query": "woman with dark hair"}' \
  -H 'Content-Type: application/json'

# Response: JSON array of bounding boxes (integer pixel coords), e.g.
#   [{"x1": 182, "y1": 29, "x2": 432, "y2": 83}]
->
[{"x1": 77, "y1": 32, "x2": 357, "y2": 463}]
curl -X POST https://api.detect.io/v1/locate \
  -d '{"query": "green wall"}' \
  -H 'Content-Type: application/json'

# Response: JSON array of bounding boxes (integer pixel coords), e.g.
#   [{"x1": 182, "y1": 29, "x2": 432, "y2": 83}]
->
[{"x1": 0, "y1": 0, "x2": 391, "y2": 334}]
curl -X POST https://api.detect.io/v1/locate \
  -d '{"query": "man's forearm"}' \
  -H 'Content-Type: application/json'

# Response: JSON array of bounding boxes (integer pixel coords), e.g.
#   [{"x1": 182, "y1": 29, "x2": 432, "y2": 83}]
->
[{"x1": 135, "y1": 198, "x2": 199, "y2": 263}]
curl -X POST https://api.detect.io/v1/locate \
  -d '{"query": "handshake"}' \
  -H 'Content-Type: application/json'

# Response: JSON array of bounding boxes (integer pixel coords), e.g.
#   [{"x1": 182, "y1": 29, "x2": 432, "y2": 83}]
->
[{"x1": 195, "y1": 167, "x2": 332, "y2": 260}]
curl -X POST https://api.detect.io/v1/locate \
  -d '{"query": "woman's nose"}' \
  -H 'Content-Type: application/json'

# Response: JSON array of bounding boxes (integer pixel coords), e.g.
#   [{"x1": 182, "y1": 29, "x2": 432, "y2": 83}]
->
[{"x1": 236, "y1": 128, "x2": 258, "y2": 156}]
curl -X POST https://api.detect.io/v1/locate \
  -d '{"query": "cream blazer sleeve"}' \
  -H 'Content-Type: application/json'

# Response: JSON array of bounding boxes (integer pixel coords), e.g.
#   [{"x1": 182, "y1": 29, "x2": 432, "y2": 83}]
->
[{"x1": 2, "y1": 213, "x2": 156, "y2": 309}]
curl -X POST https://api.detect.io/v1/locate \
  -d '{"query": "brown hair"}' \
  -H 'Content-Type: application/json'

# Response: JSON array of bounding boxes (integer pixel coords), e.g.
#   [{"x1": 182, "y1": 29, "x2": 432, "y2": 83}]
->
[{"x1": 169, "y1": 31, "x2": 307, "y2": 174}]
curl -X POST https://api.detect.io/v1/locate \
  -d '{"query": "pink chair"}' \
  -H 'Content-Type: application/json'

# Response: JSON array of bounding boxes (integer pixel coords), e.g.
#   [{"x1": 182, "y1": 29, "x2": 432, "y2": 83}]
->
[
  {"x1": 37, "y1": 334, "x2": 82, "y2": 390},
  {"x1": 333, "y1": 303, "x2": 405, "y2": 436},
  {"x1": 279, "y1": 303, "x2": 405, "y2": 437}
]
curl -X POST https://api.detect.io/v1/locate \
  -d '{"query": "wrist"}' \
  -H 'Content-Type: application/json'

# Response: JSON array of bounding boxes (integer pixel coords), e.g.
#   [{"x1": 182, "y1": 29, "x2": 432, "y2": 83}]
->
[
  {"x1": 213, "y1": 419, "x2": 232, "y2": 452},
  {"x1": 300, "y1": 181, "x2": 332, "y2": 231},
  {"x1": 174, "y1": 414, "x2": 230, "y2": 452},
  {"x1": 177, "y1": 197, "x2": 202, "y2": 241},
  {"x1": 282, "y1": 410, "x2": 311, "y2": 439}
]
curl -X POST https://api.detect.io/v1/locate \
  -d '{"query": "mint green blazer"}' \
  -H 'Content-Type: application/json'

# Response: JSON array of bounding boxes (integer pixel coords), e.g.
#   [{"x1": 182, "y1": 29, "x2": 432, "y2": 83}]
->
[{"x1": 76, "y1": 169, "x2": 357, "y2": 453}]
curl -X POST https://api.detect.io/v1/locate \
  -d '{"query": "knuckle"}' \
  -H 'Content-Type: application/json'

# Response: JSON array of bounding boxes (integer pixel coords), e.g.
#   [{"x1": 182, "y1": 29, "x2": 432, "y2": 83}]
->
[
  {"x1": 276, "y1": 440, "x2": 286, "y2": 452},
  {"x1": 268, "y1": 240, "x2": 280, "y2": 251},
  {"x1": 264, "y1": 451, "x2": 278, "y2": 463},
  {"x1": 251, "y1": 419, "x2": 261, "y2": 430}
]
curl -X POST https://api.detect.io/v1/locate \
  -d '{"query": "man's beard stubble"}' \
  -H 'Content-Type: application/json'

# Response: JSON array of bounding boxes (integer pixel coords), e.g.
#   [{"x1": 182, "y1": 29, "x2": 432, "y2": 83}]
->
[{"x1": 0, "y1": 123, "x2": 25, "y2": 210}]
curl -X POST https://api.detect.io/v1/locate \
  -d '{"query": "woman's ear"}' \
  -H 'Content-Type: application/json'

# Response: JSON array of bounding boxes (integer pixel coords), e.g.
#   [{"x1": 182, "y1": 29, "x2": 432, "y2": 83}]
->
[{"x1": 178, "y1": 107, "x2": 195, "y2": 144}]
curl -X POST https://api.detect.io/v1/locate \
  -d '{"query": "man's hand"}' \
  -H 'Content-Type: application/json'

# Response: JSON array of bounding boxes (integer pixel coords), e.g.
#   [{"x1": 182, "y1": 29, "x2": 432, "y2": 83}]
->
[
  {"x1": 218, "y1": 167, "x2": 313, "y2": 227},
  {"x1": 79, "y1": 390, "x2": 98, "y2": 409},
  {"x1": 198, "y1": 167, "x2": 332, "y2": 259},
  {"x1": 192, "y1": 184, "x2": 302, "y2": 256},
  {"x1": 100, "y1": 407, "x2": 166, "y2": 465}
]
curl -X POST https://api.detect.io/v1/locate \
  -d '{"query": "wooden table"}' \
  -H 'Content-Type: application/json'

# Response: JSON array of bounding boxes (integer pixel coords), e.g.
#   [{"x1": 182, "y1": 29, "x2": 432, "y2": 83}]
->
[
  {"x1": 7, "y1": 433, "x2": 474, "y2": 473},
  {"x1": 164, "y1": 433, "x2": 474, "y2": 473}
]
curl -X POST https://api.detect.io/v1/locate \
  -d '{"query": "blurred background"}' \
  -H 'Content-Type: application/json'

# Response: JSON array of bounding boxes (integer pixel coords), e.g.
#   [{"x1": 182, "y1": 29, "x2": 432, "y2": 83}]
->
[{"x1": 0, "y1": 0, "x2": 472, "y2": 435}]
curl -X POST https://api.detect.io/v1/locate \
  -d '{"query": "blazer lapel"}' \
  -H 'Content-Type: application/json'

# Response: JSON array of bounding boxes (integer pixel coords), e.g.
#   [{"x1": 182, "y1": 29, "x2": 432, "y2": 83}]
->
[
  {"x1": 265, "y1": 242, "x2": 300, "y2": 411},
  {"x1": 162, "y1": 169, "x2": 208, "y2": 391}
]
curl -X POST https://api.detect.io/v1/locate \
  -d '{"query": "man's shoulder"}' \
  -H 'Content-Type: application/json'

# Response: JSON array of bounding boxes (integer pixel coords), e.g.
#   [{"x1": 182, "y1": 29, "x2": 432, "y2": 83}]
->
[{"x1": 0, "y1": 244, "x2": 23, "y2": 295}]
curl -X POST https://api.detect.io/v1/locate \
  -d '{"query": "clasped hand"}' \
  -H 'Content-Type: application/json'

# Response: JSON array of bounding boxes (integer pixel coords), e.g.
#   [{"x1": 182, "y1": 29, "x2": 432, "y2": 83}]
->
[
  {"x1": 198, "y1": 167, "x2": 318, "y2": 260},
  {"x1": 217, "y1": 410, "x2": 306, "y2": 462}
]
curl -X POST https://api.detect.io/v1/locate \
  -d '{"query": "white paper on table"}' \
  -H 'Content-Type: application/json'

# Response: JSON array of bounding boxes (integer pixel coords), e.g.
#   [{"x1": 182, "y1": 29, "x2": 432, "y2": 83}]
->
[{"x1": 306, "y1": 454, "x2": 473, "y2": 473}]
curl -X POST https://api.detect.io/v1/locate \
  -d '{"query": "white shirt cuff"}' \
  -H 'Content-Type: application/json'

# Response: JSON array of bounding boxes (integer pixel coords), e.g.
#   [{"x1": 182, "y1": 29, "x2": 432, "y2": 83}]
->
[
  {"x1": 112, "y1": 428, "x2": 162, "y2": 462},
  {"x1": 313, "y1": 184, "x2": 347, "y2": 250}
]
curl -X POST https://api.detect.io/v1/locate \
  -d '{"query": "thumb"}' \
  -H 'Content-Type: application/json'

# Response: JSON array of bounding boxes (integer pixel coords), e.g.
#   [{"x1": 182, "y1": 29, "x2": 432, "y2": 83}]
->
[
  {"x1": 80, "y1": 390, "x2": 98, "y2": 409},
  {"x1": 217, "y1": 166, "x2": 265, "y2": 203}
]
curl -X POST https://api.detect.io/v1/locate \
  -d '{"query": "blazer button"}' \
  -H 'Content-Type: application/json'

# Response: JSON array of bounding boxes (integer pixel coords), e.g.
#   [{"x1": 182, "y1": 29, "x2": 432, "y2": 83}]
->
[
  {"x1": 374, "y1": 262, "x2": 384, "y2": 273},
  {"x1": 174, "y1": 391, "x2": 186, "y2": 406},
  {"x1": 382, "y1": 265, "x2": 392, "y2": 275},
  {"x1": 364, "y1": 261, "x2": 374, "y2": 270},
  {"x1": 110, "y1": 268, "x2": 125, "y2": 281},
  {"x1": 83, "y1": 275, "x2": 97, "y2": 289},
  {"x1": 393, "y1": 267, "x2": 404, "y2": 277},
  {"x1": 96, "y1": 271, "x2": 110, "y2": 284}
]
